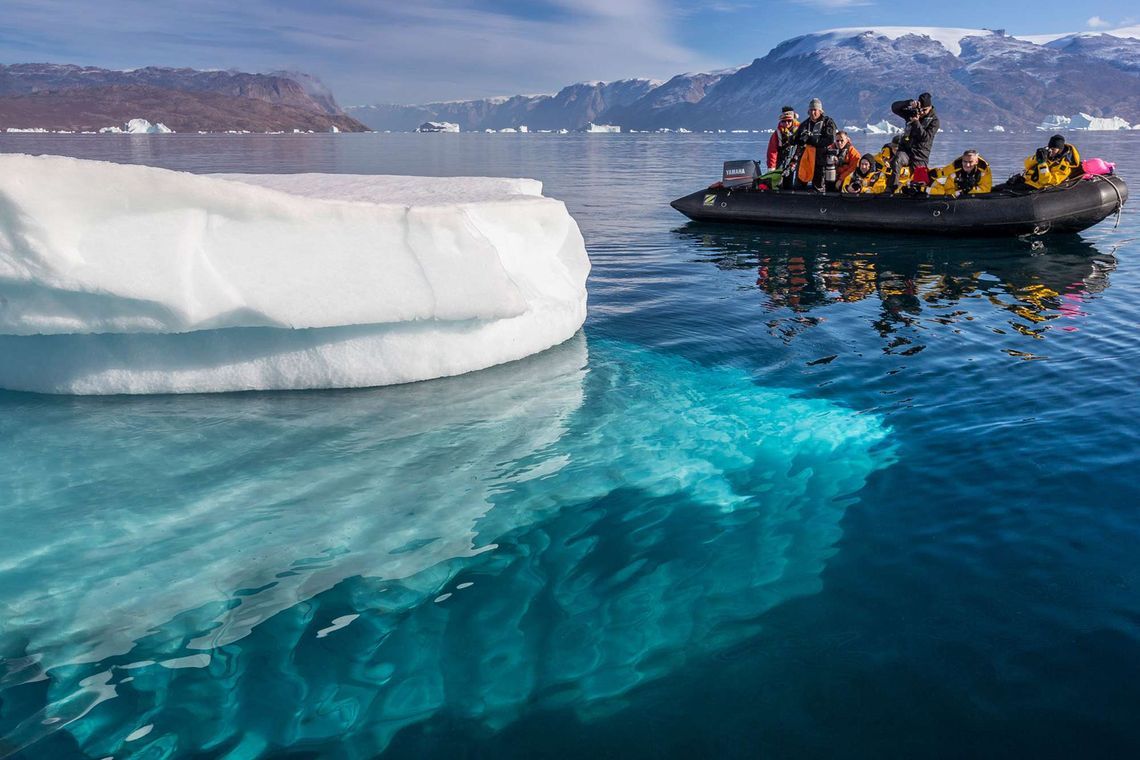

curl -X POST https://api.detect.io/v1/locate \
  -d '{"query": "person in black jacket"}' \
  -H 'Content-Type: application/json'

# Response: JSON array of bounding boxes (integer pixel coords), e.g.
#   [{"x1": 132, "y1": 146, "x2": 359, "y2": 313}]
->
[
  {"x1": 791, "y1": 97, "x2": 838, "y2": 192},
  {"x1": 889, "y1": 92, "x2": 940, "y2": 192}
]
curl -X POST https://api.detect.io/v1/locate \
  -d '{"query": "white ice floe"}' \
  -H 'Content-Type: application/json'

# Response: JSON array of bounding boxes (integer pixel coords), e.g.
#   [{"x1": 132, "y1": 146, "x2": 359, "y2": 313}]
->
[
  {"x1": 990, "y1": 125, "x2": 1006, "y2": 132},
  {"x1": 583, "y1": 123, "x2": 620, "y2": 133},
  {"x1": 1038, "y1": 113, "x2": 1132, "y2": 131},
  {"x1": 0, "y1": 154, "x2": 589, "y2": 394}
]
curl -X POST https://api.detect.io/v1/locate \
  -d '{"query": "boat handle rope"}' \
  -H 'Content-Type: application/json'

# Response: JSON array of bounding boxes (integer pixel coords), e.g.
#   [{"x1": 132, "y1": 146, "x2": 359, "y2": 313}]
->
[{"x1": 1098, "y1": 175, "x2": 1126, "y2": 230}]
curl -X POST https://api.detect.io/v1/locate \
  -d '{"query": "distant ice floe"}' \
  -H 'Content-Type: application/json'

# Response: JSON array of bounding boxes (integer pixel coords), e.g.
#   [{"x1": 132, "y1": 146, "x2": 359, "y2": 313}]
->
[
  {"x1": 1038, "y1": 113, "x2": 1133, "y2": 131},
  {"x1": 0, "y1": 154, "x2": 589, "y2": 394},
  {"x1": 863, "y1": 119, "x2": 903, "y2": 135},
  {"x1": 584, "y1": 123, "x2": 621, "y2": 133}
]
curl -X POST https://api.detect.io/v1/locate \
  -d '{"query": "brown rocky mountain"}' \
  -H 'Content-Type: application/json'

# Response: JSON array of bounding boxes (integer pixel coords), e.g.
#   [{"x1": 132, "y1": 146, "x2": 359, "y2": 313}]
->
[{"x1": 0, "y1": 64, "x2": 369, "y2": 132}]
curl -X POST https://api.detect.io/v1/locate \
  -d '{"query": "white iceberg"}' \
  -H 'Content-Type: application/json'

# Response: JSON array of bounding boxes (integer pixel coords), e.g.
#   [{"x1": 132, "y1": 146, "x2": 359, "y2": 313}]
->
[
  {"x1": 415, "y1": 121, "x2": 459, "y2": 132},
  {"x1": 1038, "y1": 113, "x2": 1132, "y2": 131},
  {"x1": 0, "y1": 154, "x2": 589, "y2": 395},
  {"x1": 584, "y1": 123, "x2": 620, "y2": 133},
  {"x1": 990, "y1": 125, "x2": 1006, "y2": 132},
  {"x1": 864, "y1": 119, "x2": 903, "y2": 135},
  {"x1": 124, "y1": 118, "x2": 174, "y2": 134}
]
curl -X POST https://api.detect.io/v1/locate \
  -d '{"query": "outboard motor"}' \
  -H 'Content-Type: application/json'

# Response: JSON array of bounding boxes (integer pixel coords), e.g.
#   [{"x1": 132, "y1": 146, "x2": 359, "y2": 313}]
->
[{"x1": 722, "y1": 160, "x2": 760, "y2": 189}]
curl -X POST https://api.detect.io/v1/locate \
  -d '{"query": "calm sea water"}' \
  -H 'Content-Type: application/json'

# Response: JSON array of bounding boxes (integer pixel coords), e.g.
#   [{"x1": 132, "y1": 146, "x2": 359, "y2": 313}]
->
[{"x1": 1, "y1": 131, "x2": 1138, "y2": 759}]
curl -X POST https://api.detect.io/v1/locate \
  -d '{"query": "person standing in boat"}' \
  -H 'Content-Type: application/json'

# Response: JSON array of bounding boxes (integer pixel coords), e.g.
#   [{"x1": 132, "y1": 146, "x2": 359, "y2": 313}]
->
[
  {"x1": 824, "y1": 131, "x2": 861, "y2": 192},
  {"x1": 841, "y1": 156, "x2": 886, "y2": 194},
  {"x1": 791, "y1": 98, "x2": 837, "y2": 192},
  {"x1": 1021, "y1": 134, "x2": 1082, "y2": 189},
  {"x1": 889, "y1": 92, "x2": 940, "y2": 193},
  {"x1": 766, "y1": 106, "x2": 800, "y2": 172},
  {"x1": 930, "y1": 149, "x2": 992, "y2": 197}
]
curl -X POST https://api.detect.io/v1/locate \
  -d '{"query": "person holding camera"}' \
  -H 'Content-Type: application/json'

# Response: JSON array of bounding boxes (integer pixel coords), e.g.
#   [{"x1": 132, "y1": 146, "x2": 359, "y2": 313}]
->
[
  {"x1": 841, "y1": 155, "x2": 886, "y2": 194},
  {"x1": 929, "y1": 150, "x2": 992, "y2": 197},
  {"x1": 791, "y1": 97, "x2": 837, "y2": 192},
  {"x1": 872, "y1": 136, "x2": 912, "y2": 192},
  {"x1": 888, "y1": 92, "x2": 940, "y2": 193},
  {"x1": 823, "y1": 130, "x2": 861, "y2": 191},
  {"x1": 1021, "y1": 134, "x2": 1081, "y2": 189}
]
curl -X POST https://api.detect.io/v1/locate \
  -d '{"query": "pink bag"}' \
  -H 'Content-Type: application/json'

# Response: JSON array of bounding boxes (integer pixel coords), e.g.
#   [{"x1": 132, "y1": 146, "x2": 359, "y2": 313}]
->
[{"x1": 1081, "y1": 158, "x2": 1115, "y2": 176}]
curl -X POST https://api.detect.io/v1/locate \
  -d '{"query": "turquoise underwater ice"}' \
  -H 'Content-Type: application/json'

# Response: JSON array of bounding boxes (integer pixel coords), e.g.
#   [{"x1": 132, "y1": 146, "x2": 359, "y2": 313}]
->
[{"x1": 0, "y1": 337, "x2": 894, "y2": 757}]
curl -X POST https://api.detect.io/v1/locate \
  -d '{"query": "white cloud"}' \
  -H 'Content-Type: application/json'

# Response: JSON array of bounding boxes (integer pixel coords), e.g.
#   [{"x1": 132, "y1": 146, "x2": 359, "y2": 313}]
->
[
  {"x1": 1087, "y1": 16, "x2": 1111, "y2": 28},
  {"x1": 0, "y1": 0, "x2": 719, "y2": 105}
]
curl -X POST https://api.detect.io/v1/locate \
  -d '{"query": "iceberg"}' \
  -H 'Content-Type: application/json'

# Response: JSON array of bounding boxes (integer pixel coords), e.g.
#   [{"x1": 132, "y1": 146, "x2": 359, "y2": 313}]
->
[
  {"x1": 0, "y1": 337, "x2": 894, "y2": 756},
  {"x1": 125, "y1": 118, "x2": 174, "y2": 134},
  {"x1": 584, "y1": 123, "x2": 621, "y2": 133},
  {"x1": 415, "y1": 121, "x2": 459, "y2": 132},
  {"x1": 1037, "y1": 113, "x2": 1132, "y2": 131},
  {"x1": 864, "y1": 119, "x2": 902, "y2": 135},
  {"x1": 0, "y1": 154, "x2": 589, "y2": 394}
]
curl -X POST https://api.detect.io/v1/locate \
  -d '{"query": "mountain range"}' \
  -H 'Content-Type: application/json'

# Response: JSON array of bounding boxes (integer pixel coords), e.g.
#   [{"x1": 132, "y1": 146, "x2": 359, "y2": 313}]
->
[
  {"x1": 347, "y1": 26, "x2": 1140, "y2": 133},
  {"x1": 0, "y1": 65, "x2": 368, "y2": 132}
]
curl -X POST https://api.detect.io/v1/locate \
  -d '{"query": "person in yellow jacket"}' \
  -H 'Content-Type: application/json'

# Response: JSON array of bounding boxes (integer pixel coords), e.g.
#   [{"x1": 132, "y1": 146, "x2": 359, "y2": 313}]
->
[
  {"x1": 841, "y1": 156, "x2": 887, "y2": 194},
  {"x1": 1022, "y1": 134, "x2": 1081, "y2": 189},
  {"x1": 872, "y1": 138, "x2": 912, "y2": 193},
  {"x1": 929, "y1": 150, "x2": 992, "y2": 197}
]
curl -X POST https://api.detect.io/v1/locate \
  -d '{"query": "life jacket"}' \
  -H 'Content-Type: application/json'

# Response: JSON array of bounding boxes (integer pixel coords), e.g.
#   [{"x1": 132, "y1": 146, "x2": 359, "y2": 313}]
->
[
  {"x1": 872, "y1": 146, "x2": 912, "y2": 191},
  {"x1": 841, "y1": 165, "x2": 885, "y2": 194},
  {"x1": 1023, "y1": 144, "x2": 1081, "y2": 189},
  {"x1": 774, "y1": 117, "x2": 800, "y2": 167},
  {"x1": 931, "y1": 156, "x2": 992, "y2": 197}
]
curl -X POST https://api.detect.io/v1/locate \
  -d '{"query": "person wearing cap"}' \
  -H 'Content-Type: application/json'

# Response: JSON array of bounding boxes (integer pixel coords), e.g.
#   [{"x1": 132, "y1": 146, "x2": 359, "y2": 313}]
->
[
  {"x1": 766, "y1": 106, "x2": 800, "y2": 173},
  {"x1": 1022, "y1": 134, "x2": 1081, "y2": 189},
  {"x1": 929, "y1": 149, "x2": 992, "y2": 197},
  {"x1": 841, "y1": 155, "x2": 886, "y2": 194},
  {"x1": 791, "y1": 97, "x2": 837, "y2": 191},
  {"x1": 889, "y1": 92, "x2": 940, "y2": 192}
]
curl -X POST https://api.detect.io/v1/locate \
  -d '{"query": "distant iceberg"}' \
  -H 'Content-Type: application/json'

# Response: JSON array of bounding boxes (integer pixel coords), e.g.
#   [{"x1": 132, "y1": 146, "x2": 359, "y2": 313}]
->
[
  {"x1": 0, "y1": 154, "x2": 589, "y2": 394},
  {"x1": 583, "y1": 123, "x2": 620, "y2": 133},
  {"x1": 126, "y1": 118, "x2": 174, "y2": 134},
  {"x1": 864, "y1": 119, "x2": 902, "y2": 135},
  {"x1": 415, "y1": 121, "x2": 460, "y2": 132},
  {"x1": 1038, "y1": 113, "x2": 1132, "y2": 131},
  {"x1": 990, "y1": 125, "x2": 1006, "y2": 132}
]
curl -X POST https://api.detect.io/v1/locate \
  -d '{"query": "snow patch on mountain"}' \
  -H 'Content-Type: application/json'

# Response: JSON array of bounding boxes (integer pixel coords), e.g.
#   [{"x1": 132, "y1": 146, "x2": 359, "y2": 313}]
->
[{"x1": 778, "y1": 27, "x2": 995, "y2": 59}]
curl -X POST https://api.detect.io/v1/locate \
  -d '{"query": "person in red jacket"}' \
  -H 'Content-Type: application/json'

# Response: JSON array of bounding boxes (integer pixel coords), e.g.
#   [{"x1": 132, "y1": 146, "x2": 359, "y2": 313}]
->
[
  {"x1": 766, "y1": 106, "x2": 800, "y2": 176},
  {"x1": 824, "y1": 130, "x2": 861, "y2": 191}
]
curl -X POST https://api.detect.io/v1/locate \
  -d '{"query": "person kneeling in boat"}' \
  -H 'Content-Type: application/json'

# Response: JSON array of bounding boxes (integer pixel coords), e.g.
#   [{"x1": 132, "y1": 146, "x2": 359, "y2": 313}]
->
[
  {"x1": 929, "y1": 149, "x2": 992, "y2": 197},
  {"x1": 1021, "y1": 134, "x2": 1081, "y2": 189},
  {"x1": 873, "y1": 137, "x2": 912, "y2": 193},
  {"x1": 841, "y1": 156, "x2": 886, "y2": 194},
  {"x1": 823, "y1": 131, "x2": 861, "y2": 192}
]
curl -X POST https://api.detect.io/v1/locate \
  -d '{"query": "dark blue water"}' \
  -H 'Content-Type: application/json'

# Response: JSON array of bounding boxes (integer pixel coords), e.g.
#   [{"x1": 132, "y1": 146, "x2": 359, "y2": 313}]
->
[{"x1": 1, "y1": 132, "x2": 1138, "y2": 758}]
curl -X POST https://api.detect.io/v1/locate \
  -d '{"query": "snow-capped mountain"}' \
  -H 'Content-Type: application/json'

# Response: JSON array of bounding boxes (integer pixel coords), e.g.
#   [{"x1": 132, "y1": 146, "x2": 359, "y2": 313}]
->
[{"x1": 349, "y1": 25, "x2": 1140, "y2": 132}]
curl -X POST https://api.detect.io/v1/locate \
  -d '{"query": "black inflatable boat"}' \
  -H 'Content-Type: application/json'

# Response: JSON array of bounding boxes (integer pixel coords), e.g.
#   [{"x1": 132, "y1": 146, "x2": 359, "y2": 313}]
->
[{"x1": 671, "y1": 173, "x2": 1128, "y2": 237}]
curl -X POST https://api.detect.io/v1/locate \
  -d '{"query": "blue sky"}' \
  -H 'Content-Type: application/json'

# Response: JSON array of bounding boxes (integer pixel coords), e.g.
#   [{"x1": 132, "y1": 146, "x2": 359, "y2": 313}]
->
[{"x1": 0, "y1": 0, "x2": 1132, "y2": 105}]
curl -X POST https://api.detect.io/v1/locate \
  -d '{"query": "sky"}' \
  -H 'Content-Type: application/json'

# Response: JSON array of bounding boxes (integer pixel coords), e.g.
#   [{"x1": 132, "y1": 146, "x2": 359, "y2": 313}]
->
[{"x1": 0, "y1": 0, "x2": 1133, "y2": 106}]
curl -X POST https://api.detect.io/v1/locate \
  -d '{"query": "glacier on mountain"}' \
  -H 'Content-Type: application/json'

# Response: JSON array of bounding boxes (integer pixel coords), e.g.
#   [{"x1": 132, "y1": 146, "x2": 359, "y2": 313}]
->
[{"x1": 0, "y1": 154, "x2": 589, "y2": 395}]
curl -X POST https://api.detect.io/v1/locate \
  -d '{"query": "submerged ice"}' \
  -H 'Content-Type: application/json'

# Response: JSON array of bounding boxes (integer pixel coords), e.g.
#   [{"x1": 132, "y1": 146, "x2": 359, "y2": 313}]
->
[
  {"x1": 0, "y1": 154, "x2": 589, "y2": 393},
  {"x1": 0, "y1": 339, "x2": 895, "y2": 756}
]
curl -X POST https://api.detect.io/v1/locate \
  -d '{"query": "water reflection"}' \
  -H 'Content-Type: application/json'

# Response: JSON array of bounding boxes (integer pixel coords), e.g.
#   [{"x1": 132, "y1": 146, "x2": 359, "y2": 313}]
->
[{"x1": 679, "y1": 224, "x2": 1118, "y2": 354}]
